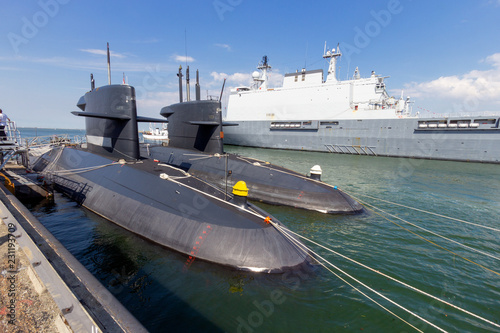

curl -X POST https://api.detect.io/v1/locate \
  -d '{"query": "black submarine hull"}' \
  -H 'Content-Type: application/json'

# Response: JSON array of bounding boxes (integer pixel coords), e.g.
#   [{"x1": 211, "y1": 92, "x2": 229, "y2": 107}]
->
[
  {"x1": 155, "y1": 99, "x2": 363, "y2": 214},
  {"x1": 142, "y1": 145, "x2": 363, "y2": 214},
  {"x1": 31, "y1": 83, "x2": 310, "y2": 273},
  {"x1": 33, "y1": 146, "x2": 308, "y2": 272}
]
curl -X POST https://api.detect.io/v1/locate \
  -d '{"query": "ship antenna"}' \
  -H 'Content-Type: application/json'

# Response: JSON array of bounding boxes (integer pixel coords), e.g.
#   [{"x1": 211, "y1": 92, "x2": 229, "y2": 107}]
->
[
  {"x1": 219, "y1": 78, "x2": 226, "y2": 101},
  {"x1": 184, "y1": 29, "x2": 191, "y2": 101},
  {"x1": 304, "y1": 42, "x2": 308, "y2": 69},
  {"x1": 107, "y1": 42, "x2": 111, "y2": 85},
  {"x1": 195, "y1": 69, "x2": 201, "y2": 101},
  {"x1": 186, "y1": 66, "x2": 190, "y2": 101},
  {"x1": 177, "y1": 65, "x2": 183, "y2": 103},
  {"x1": 184, "y1": 29, "x2": 188, "y2": 69}
]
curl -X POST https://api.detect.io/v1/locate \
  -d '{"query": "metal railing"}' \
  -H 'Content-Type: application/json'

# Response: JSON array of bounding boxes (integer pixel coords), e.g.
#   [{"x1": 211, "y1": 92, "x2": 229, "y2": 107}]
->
[
  {"x1": 2, "y1": 121, "x2": 22, "y2": 145},
  {"x1": 325, "y1": 144, "x2": 377, "y2": 156}
]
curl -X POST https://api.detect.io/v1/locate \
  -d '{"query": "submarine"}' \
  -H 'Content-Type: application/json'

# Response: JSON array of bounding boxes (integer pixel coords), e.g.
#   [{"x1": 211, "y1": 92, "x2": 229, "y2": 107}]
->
[
  {"x1": 142, "y1": 66, "x2": 363, "y2": 214},
  {"x1": 31, "y1": 81, "x2": 310, "y2": 273}
]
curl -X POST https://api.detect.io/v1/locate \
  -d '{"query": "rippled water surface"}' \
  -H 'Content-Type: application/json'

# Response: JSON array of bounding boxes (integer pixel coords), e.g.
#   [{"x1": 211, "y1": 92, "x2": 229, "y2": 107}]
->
[{"x1": 26, "y1": 132, "x2": 500, "y2": 332}]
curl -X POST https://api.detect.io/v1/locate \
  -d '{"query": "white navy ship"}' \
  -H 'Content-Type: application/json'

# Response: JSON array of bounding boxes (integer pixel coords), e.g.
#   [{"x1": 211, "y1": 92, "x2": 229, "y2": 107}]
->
[{"x1": 223, "y1": 45, "x2": 500, "y2": 163}]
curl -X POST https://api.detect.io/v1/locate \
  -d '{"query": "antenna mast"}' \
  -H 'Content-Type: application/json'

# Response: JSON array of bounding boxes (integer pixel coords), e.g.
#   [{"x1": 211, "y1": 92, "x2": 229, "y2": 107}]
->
[
  {"x1": 107, "y1": 42, "x2": 111, "y2": 85},
  {"x1": 177, "y1": 65, "x2": 183, "y2": 103},
  {"x1": 186, "y1": 66, "x2": 190, "y2": 101},
  {"x1": 195, "y1": 69, "x2": 201, "y2": 101},
  {"x1": 323, "y1": 43, "x2": 342, "y2": 82}
]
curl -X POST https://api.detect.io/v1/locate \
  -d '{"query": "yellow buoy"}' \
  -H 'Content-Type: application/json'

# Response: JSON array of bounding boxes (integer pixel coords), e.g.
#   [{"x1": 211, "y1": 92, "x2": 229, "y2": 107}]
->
[{"x1": 232, "y1": 181, "x2": 249, "y2": 197}]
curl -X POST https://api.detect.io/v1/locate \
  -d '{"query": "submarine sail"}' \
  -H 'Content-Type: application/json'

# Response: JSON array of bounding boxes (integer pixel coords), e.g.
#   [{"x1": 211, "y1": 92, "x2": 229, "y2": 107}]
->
[{"x1": 32, "y1": 83, "x2": 310, "y2": 273}]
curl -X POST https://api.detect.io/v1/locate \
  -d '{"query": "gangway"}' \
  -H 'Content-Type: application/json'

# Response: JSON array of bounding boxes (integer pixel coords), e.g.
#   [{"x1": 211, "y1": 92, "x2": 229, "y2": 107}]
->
[{"x1": 1, "y1": 121, "x2": 24, "y2": 169}]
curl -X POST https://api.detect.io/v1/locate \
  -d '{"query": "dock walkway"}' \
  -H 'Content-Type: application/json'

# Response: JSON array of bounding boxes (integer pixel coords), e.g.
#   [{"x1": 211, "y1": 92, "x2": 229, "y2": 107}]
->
[{"x1": 0, "y1": 164, "x2": 147, "y2": 332}]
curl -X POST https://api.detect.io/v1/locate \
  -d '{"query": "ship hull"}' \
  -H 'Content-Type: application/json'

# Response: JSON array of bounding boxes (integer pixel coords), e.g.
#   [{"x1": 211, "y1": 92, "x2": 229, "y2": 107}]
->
[
  {"x1": 142, "y1": 145, "x2": 363, "y2": 214},
  {"x1": 33, "y1": 146, "x2": 309, "y2": 272},
  {"x1": 223, "y1": 118, "x2": 500, "y2": 164}
]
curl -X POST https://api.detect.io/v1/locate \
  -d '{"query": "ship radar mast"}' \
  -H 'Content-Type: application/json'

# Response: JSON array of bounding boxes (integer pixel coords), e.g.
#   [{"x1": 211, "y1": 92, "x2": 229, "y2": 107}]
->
[
  {"x1": 323, "y1": 43, "x2": 342, "y2": 82},
  {"x1": 255, "y1": 55, "x2": 272, "y2": 90}
]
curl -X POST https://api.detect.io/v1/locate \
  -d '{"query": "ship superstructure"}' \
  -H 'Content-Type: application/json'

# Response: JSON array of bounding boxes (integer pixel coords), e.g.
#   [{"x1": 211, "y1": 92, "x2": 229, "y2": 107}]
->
[{"x1": 223, "y1": 45, "x2": 500, "y2": 163}]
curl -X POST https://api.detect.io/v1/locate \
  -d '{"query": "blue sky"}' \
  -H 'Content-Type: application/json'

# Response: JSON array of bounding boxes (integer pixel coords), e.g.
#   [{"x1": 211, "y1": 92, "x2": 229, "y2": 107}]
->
[{"x1": 1, "y1": 0, "x2": 500, "y2": 129}]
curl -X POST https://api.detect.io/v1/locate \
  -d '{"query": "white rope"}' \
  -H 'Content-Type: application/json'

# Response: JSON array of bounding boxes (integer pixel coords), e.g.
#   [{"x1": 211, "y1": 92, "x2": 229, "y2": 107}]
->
[
  {"x1": 41, "y1": 148, "x2": 141, "y2": 177},
  {"x1": 157, "y1": 165, "x2": 268, "y2": 220},
  {"x1": 273, "y1": 222, "x2": 442, "y2": 332},
  {"x1": 356, "y1": 193, "x2": 500, "y2": 233},
  {"x1": 357, "y1": 199, "x2": 500, "y2": 262},
  {"x1": 41, "y1": 146, "x2": 65, "y2": 178},
  {"x1": 235, "y1": 155, "x2": 336, "y2": 188},
  {"x1": 157, "y1": 163, "x2": 190, "y2": 176},
  {"x1": 45, "y1": 163, "x2": 117, "y2": 176},
  {"x1": 274, "y1": 224, "x2": 500, "y2": 330}
]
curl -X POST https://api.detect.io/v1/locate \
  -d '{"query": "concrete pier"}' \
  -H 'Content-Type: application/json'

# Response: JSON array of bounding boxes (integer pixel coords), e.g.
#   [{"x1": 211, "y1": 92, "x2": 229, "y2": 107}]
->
[{"x1": 0, "y1": 165, "x2": 147, "y2": 332}]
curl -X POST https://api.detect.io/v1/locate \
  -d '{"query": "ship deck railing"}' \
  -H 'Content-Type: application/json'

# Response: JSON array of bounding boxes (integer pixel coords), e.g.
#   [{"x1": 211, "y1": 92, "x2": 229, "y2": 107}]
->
[
  {"x1": 325, "y1": 144, "x2": 377, "y2": 156},
  {"x1": 1, "y1": 121, "x2": 24, "y2": 169}
]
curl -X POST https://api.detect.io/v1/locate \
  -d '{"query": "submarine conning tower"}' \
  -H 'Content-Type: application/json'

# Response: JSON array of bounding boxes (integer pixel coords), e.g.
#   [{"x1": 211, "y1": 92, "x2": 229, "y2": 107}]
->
[
  {"x1": 73, "y1": 84, "x2": 167, "y2": 160},
  {"x1": 160, "y1": 100, "x2": 224, "y2": 155},
  {"x1": 160, "y1": 65, "x2": 225, "y2": 155}
]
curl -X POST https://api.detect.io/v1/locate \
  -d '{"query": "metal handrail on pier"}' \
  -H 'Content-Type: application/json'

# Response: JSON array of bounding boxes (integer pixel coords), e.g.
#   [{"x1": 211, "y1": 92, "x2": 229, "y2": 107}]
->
[
  {"x1": 325, "y1": 144, "x2": 377, "y2": 156},
  {"x1": 1, "y1": 121, "x2": 23, "y2": 168}
]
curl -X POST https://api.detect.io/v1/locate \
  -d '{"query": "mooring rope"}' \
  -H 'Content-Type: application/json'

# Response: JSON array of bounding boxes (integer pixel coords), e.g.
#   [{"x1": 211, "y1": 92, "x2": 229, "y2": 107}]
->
[
  {"x1": 271, "y1": 222, "x2": 445, "y2": 332},
  {"x1": 346, "y1": 193, "x2": 500, "y2": 277},
  {"x1": 356, "y1": 193, "x2": 500, "y2": 233},
  {"x1": 40, "y1": 147, "x2": 142, "y2": 178},
  {"x1": 45, "y1": 163, "x2": 117, "y2": 176},
  {"x1": 355, "y1": 198, "x2": 500, "y2": 262},
  {"x1": 272, "y1": 223, "x2": 500, "y2": 330}
]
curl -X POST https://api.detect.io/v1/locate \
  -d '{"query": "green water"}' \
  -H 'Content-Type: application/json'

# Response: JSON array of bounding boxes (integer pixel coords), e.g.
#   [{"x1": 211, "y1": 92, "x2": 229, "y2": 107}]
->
[{"x1": 30, "y1": 142, "x2": 500, "y2": 332}]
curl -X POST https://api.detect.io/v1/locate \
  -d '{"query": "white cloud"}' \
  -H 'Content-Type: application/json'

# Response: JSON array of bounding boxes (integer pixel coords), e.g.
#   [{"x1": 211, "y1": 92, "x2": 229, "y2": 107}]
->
[
  {"x1": 171, "y1": 54, "x2": 195, "y2": 63},
  {"x1": 210, "y1": 71, "x2": 284, "y2": 89},
  {"x1": 0, "y1": 54, "x2": 175, "y2": 75},
  {"x1": 210, "y1": 71, "x2": 252, "y2": 86},
  {"x1": 484, "y1": 53, "x2": 500, "y2": 68},
  {"x1": 80, "y1": 49, "x2": 127, "y2": 59},
  {"x1": 132, "y1": 38, "x2": 160, "y2": 44},
  {"x1": 401, "y1": 53, "x2": 500, "y2": 113},
  {"x1": 0, "y1": 66, "x2": 25, "y2": 71},
  {"x1": 214, "y1": 43, "x2": 231, "y2": 51},
  {"x1": 137, "y1": 91, "x2": 179, "y2": 113}
]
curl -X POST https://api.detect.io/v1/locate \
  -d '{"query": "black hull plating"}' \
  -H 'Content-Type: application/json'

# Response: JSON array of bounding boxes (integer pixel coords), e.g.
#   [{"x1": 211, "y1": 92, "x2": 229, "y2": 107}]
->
[
  {"x1": 142, "y1": 145, "x2": 363, "y2": 214},
  {"x1": 34, "y1": 147, "x2": 309, "y2": 272}
]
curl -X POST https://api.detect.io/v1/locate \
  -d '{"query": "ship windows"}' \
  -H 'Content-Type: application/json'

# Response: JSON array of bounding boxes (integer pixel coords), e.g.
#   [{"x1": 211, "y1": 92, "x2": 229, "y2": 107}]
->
[
  {"x1": 450, "y1": 119, "x2": 472, "y2": 128},
  {"x1": 475, "y1": 119, "x2": 496, "y2": 124},
  {"x1": 417, "y1": 119, "x2": 486, "y2": 130},
  {"x1": 375, "y1": 82, "x2": 385, "y2": 92},
  {"x1": 270, "y1": 121, "x2": 319, "y2": 130},
  {"x1": 320, "y1": 121, "x2": 339, "y2": 126},
  {"x1": 270, "y1": 122, "x2": 301, "y2": 129}
]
